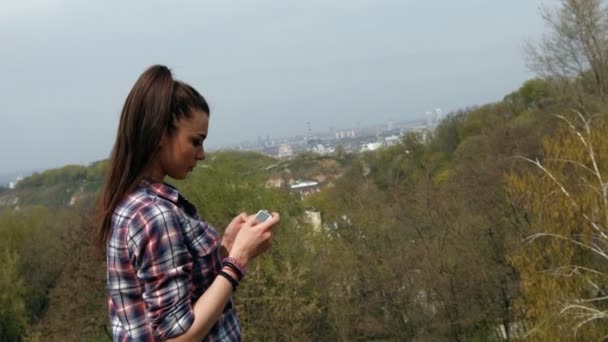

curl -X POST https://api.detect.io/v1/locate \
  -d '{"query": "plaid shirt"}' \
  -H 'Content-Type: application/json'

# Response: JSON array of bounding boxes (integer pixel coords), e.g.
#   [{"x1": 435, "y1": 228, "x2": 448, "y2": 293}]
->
[{"x1": 107, "y1": 178, "x2": 241, "y2": 341}]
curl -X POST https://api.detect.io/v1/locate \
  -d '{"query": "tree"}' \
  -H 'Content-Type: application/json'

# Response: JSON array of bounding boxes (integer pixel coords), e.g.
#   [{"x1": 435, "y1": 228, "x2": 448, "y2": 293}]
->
[
  {"x1": 333, "y1": 144, "x2": 346, "y2": 160},
  {"x1": 507, "y1": 113, "x2": 608, "y2": 339},
  {"x1": 526, "y1": 0, "x2": 608, "y2": 102},
  {"x1": 0, "y1": 250, "x2": 28, "y2": 341}
]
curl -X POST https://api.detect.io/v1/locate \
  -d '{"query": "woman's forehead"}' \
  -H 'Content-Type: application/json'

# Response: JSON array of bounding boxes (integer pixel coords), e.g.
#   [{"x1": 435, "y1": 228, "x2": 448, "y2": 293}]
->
[{"x1": 177, "y1": 111, "x2": 208, "y2": 133}]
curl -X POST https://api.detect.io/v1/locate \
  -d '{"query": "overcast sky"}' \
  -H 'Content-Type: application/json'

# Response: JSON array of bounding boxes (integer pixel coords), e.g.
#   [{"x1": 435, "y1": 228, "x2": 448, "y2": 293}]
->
[{"x1": 0, "y1": 0, "x2": 548, "y2": 176}]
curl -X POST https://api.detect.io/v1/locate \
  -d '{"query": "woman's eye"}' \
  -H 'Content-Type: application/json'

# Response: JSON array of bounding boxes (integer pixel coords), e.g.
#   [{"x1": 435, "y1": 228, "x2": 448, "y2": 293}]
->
[{"x1": 192, "y1": 139, "x2": 202, "y2": 147}]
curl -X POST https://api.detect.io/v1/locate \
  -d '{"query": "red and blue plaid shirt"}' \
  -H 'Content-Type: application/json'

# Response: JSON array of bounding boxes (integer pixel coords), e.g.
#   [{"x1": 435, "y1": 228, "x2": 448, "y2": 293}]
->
[{"x1": 106, "y1": 178, "x2": 241, "y2": 341}]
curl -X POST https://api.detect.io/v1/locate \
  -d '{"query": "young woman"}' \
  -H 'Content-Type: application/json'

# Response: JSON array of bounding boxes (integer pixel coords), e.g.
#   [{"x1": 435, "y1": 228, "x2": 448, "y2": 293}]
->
[{"x1": 97, "y1": 65, "x2": 279, "y2": 341}]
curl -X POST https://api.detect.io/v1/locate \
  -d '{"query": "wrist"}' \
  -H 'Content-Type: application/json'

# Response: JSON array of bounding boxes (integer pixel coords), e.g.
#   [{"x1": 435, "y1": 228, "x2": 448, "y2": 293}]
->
[
  {"x1": 221, "y1": 266, "x2": 240, "y2": 281},
  {"x1": 227, "y1": 250, "x2": 249, "y2": 270},
  {"x1": 220, "y1": 243, "x2": 229, "y2": 259},
  {"x1": 222, "y1": 257, "x2": 246, "y2": 280}
]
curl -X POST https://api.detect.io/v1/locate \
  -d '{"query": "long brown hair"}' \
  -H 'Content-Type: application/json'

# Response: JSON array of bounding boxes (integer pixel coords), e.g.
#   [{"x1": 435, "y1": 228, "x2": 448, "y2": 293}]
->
[{"x1": 97, "y1": 65, "x2": 209, "y2": 246}]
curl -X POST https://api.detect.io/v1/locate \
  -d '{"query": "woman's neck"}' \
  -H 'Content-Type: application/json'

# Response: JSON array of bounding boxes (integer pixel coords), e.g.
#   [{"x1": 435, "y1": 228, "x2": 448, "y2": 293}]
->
[{"x1": 141, "y1": 161, "x2": 166, "y2": 183}]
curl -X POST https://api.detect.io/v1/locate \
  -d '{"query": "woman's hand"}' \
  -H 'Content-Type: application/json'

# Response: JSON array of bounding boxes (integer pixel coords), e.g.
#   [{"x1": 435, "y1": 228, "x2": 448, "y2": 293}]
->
[
  {"x1": 220, "y1": 212, "x2": 248, "y2": 258},
  {"x1": 229, "y1": 212, "x2": 280, "y2": 267}
]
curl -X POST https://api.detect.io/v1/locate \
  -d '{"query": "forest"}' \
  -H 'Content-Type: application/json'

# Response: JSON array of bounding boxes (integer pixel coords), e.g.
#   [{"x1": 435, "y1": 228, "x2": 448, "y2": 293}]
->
[{"x1": 2, "y1": 0, "x2": 608, "y2": 340}]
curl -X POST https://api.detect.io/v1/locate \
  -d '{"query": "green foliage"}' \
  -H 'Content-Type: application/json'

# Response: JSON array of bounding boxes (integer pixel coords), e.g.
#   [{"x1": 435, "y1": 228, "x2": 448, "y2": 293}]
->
[
  {"x1": 282, "y1": 152, "x2": 349, "y2": 183},
  {"x1": 504, "y1": 78, "x2": 553, "y2": 112},
  {"x1": 86, "y1": 160, "x2": 109, "y2": 181},
  {"x1": 0, "y1": 205, "x2": 84, "y2": 340},
  {"x1": 304, "y1": 128, "x2": 519, "y2": 340},
  {"x1": 333, "y1": 144, "x2": 346, "y2": 160},
  {"x1": 30, "y1": 205, "x2": 109, "y2": 341},
  {"x1": 429, "y1": 111, "x2": 466, "y2": 155},
  {"x1": 0, "y1": 250, "x2": 28, "y2": 341},
  {"x1": 237, "y1": 220, "x2": 323, "y2": 340},
  {"x1": 16, "y1": 165, "x2": 88, "y2": 189},
  {"x1": 507, "y1": 114, "x2": 608, "y2": 340},
  {"x1": 170, "y1": 151, "x2": 328, "y2": 338},
  {"x1": 173, "y1": 150, "x2": 299, "y2": 225},
  {"x1": 2, "y1": 161, "x2": 107, "y2": 207}
]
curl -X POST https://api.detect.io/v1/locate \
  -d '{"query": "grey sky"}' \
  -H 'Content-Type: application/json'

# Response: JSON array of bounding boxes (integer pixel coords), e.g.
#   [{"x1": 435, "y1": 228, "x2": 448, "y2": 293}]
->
[{"x1": 0, "y1": 0, "x2": 547, "y2": 175}]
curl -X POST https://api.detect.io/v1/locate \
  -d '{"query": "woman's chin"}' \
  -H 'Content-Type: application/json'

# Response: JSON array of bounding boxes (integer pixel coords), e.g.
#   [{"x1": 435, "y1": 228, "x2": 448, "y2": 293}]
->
[{"x1": 169, "y1": 172, "x2": 189, "y2": 180}]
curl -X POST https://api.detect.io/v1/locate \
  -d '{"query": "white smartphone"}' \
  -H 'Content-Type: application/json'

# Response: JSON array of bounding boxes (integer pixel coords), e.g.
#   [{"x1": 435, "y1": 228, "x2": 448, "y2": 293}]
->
[{"x1": 255, "y1": 209, "x2": 272, "y2": 223}]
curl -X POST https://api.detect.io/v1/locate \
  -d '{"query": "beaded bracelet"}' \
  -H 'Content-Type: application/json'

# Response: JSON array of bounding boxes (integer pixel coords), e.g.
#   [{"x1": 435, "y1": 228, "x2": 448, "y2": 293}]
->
[
  {"x1": 218, "y1": 270, "x2": 239, "y2": 292},
  {"x1": 222, "y1": 257, "x2": 247, "y2": 277},
  {"x1": 222, "y1": 262, "x2": 243, "y2": 280}
]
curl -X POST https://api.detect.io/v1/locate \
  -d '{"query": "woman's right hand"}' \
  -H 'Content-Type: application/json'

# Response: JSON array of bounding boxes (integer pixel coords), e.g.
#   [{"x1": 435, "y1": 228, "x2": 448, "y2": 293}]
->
[{"x1": 228, "y1": 212, "x2": 280, "y2": 267}]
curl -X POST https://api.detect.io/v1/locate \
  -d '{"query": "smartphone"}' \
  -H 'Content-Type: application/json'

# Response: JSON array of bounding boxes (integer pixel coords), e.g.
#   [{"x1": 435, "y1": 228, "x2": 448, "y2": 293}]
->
[{"x1": 255, "y1": 209, "x2": 272, "y2": 223}]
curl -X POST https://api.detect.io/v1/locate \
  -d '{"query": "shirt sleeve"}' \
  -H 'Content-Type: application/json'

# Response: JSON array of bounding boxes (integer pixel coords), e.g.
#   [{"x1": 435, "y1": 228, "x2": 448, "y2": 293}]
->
[{"x1": 128, "y1": 202, "x2": 195, "y2": 340}]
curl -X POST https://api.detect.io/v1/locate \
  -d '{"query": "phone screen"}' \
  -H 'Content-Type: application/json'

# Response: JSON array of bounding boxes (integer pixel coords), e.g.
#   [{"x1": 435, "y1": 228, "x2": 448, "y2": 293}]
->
[{"x1": 255, "y1": 210, "x2": 271, "y2": 223}]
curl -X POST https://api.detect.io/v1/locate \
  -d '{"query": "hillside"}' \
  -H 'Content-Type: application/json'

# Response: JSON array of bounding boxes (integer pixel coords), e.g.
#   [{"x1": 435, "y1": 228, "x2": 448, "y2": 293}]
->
[
  {"x1": 0, "y1": 151, "x2": 349, "y2": 210},
  {"x1": 0, "y1": 162, "x2": 107, "y2": 208}
]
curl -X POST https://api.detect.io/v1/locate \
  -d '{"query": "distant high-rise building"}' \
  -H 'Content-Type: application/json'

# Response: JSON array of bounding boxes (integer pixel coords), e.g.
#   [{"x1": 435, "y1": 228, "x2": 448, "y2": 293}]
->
[
  {"x1": 425, "y1": 111, "x2": 434, "y2": 127},
  {"x1": 435, "y1": 108, "x2": 443, "y2": 123},
  {"x1": 306, "y1": 121, "x2": 313, "y2": 146}
]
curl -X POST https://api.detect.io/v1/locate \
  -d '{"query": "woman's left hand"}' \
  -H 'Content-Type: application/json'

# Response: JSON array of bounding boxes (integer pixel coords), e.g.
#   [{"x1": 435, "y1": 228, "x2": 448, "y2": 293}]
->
[{"x1": 220, "y1": 212, "x2": 248, "y2": 257}]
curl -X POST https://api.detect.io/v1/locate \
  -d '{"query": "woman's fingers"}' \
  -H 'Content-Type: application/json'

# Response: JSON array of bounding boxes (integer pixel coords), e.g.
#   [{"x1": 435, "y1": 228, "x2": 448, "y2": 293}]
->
[
  {"x1": 229, "y1": 212, "x2": 246, "y2": 227},
  {"x1": 256, "y1": 213, "x2": 280, "y2": 230},
  {"x1": 244, "y1": 214, "x2": 259, "y2": 227}
]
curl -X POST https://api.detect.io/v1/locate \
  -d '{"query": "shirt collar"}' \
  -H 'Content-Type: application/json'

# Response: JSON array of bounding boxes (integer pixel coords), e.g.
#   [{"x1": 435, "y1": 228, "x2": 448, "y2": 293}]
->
[{"x1": 139, "y1": 177, "x2": 180, "y2": 204}]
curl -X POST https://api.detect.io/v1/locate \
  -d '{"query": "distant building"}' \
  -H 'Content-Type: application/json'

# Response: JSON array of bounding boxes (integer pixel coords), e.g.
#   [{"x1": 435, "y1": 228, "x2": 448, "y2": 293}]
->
[
  {"x1": 435, "y1": 108, "x2": 443, "y2": 122},
  {"x1": 265, "y1": 177, "x2": 284, "y2": 188},
  {"x1": 425, "y1": 108, "x2": 443, "y2": 127},
  {"x1": 277, "y1": 144, "x2": 294, "y2": 158},
  {"x1": 290, "y1": 180, "x2": 321, "y2": 198},
  {"x1": 335, "y1": 129, "x2": 355, "y2": 140},
  {"x1": 8, "y1": 176, "x2": 23, "y2": 189},
  {"x1": 360, "y1": 142, "x2": 382, "y2": 152},
  {"x1": 385, "y1": 135, "x2": 401, "y2": 146},
  {"x1": 412, "y1": 127, "x2": 431, "y2": 143},
  {"x1": 312, "y1": 144, "x2": 334, "y2": 155},
  {"x1": 425, "y1": 111, "x2": 434, "y2": 127}
]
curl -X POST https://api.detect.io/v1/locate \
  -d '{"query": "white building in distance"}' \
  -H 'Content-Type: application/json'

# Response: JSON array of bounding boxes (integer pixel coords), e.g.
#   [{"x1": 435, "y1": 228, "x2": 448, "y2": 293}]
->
[
  {"x1": 277, "y1": 144, "x2": 294, "y2": 158},
  {"x1": 290, "y1": 180, "x2": 321, "y2": 198},
  {"x1": 361, "y1": 142, "x2": 382, "y2": 152},
  {"x1": 9, "y1": 176, "x2": 23, "y2": 189}
]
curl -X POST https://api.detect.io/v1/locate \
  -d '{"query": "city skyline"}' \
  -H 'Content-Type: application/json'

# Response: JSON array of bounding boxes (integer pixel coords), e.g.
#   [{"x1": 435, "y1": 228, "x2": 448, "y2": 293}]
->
[
  {"x1": 0, "y1": 1, "x2": 546, "y2": 175},
  {"x1": 0, "y1": 112, "x2": 430, "y2": 186},
  {"x1": 221, "y1": 110, "x2": 428, "y2": 149}
]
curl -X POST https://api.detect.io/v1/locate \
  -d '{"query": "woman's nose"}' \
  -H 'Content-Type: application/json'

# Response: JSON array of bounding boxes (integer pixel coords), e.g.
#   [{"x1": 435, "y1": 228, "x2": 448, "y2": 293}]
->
[{"x1": 196, "y1": 149, "x2": 205, "y2": 161}]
